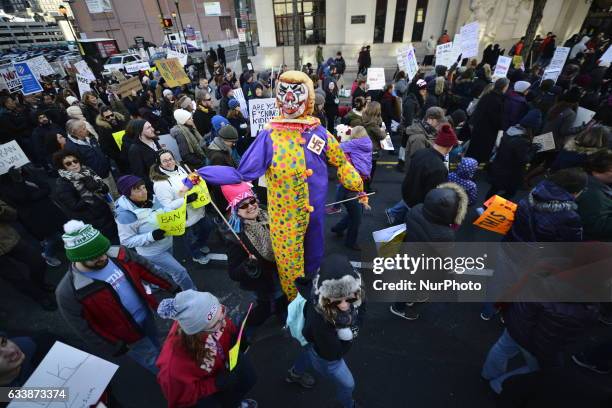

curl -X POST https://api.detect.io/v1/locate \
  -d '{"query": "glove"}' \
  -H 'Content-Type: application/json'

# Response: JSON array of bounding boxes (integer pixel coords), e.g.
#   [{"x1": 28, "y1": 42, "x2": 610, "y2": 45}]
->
[
  {"x1": 82, "y1": 176, "x2": 99, "y2": 191},
  {"x1": 152, "y1": 229, "x2": 166, "y2": 241},
  {"x1": 112, "y1": 341, "x2": 129, "y2": 357},
  {"x1": 215, "y1": 367, "x2": 241, "y2": 391},
  {"x1": 186, "y1": 192, "x2": 198, "y2": 203}
]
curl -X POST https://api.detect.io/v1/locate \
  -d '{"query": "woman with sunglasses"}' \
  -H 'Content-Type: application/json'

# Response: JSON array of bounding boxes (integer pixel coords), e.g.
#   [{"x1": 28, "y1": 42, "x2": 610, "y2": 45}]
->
[
  {"x1": 287, "y1": 254, "x2": 364, "y2": 408},
  {"x1": 221, "y1": 182, "x2": 287, "y2": 327},
  {"x1": 52, "y1": 150, "x2": 119, "y2": 244},
  {"x1": 157, "y1": 290, "x2": 257, "y2": 408}
]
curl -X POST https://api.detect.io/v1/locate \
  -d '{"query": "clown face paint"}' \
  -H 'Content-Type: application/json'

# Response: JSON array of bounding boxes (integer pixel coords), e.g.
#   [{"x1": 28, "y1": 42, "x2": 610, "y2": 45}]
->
[{"x1": 277, "y1": 81, "x2": 309, "y2": 119}]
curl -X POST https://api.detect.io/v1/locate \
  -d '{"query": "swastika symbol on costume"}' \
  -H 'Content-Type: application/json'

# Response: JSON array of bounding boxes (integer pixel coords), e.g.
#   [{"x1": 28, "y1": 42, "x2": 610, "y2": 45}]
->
[{"x1": 307, "y1": 135, "x2": 326, "y2": 154}]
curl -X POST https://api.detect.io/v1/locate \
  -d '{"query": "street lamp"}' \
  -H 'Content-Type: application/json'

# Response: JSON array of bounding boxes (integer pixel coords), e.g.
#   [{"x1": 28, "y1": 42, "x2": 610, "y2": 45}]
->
[
  {"x1": 174, "y1": 0, "x2": 187, "y2": 53},
  {"x1": 58, "y1": 4, "x2": 77, "y2": 41}
]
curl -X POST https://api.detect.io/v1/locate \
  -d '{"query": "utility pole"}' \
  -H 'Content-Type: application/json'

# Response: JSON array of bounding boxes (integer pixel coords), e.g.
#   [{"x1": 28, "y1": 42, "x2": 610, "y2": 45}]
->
[
  {"x1": 174, "y1": 0, "x2": 187, "y2": 53},
  {"x1": 233, "y1": 0, "x2": 249, "y2": 71},
  {"x1": 292, "y1": 0, "x2": 299, "y2": 70},
  {"x1": 155, "y1": 0, "x2": 172, "y2": 47}
]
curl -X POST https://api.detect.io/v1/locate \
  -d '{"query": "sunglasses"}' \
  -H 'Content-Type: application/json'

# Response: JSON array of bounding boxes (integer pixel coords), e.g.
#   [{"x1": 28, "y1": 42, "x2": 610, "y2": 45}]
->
[
  {"x1": 203, "y1": 98, "x2": 212, "y2": 101},
  {"x1": 103, "y1": 114, "x2": 114, "y2": 119},
  {"x1": 63, "y1": 159, "x2": 79, "y2": 166},
  {"x1": 328, "y1": 297, "x2": 359, "y2": 307},
  {"x1": 238, "y1": 198, "x2": 258, "y2": 210}
]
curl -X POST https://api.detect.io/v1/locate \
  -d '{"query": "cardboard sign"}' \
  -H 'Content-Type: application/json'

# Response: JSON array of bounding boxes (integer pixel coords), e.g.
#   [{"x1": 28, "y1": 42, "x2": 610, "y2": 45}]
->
[
  {"x1": 493, "y1": 56, "x2": 512, "y2": 78},
  {"x1": 473, "y1": 195, "x2": 517, "y2": 235},
  {"x1": 156, "y1": 198, "x2": 187, "y2": 236},
  {"x1": 435, "y1": 42, "x2": 454, "y2": 67},
  {"x1": 532, "y1": 132, "x2": 555, "y2": 152},
  {"x1": 25, "y1": 55, "x2": 56, "y2": 79},
  {"x1": 229, "y1": 303, "x2": 252, "y2": 371},
  {"x1": 74, "y1": 60, "x2": 96, "y2": 81},
  {"x1": 249, "y1": 98, "x2": 278, "y2": 137},
  {"x1": 232, "y1": 88, "x2": 248, "y2": 119},
  {"x1": 111, "y1": 70, "x2": 127, "y2": 81},
  {"x1": 459, "y1": 21, "x2": 480, "y2": 58},
  {"x1": 76, "y1": 74, "x2": 91, "y2": 97},
  {"x1": 366, "y1": 67, "x2": 385, "y2": 90},
  {"x1": 0, "y1": 63, "x2": 23, "y2": 93},
  {"x1": 112, "y1": 130, "x2": 125, "y2": 149},
  {"x1": 14, "y1": 62, "x2": 43, "y2": 95},
  {"x1": 572, "y1": 107, "x2": 595, "y2": 127},
  {"x1": 511, "y1": 55, "x2": 523, "y2": 69},
  {"x1": 7, "y1": 342, "x2": 118, "y2": 408},
  {"x1": 114, "y1": 76, "x2": 143, "y2": 97},
  {"x1": 396, "y1": 44, "x2": 419, "y2": 81},
  {"x1": 124, "y1": 61, "x2": 151, "y2": 73},
  {"x1": 0, "y1": 141, "x2": 30, "y2": 175},
  {"x1": 189, "y1": 178, "x2": 211, "y2": 208},
  {"x1": 155, "y1": 58, "x2": 190, "y2": 88}
]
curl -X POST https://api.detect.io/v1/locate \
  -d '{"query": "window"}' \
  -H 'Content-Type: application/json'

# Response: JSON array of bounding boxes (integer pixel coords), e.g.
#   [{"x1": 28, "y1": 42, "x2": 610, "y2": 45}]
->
[
  {"x1": 411, "y1": 0, "x2": 428, "y2": 41},
  {"x1": 373, "y1": 0, "x2": 387, "y2": 43},
  {"x1": 392, "y1": 0, "x2": 408, "y2": 42},
  {"x1": 273, "y1": 0, "x2": 325, "y2": 46}
]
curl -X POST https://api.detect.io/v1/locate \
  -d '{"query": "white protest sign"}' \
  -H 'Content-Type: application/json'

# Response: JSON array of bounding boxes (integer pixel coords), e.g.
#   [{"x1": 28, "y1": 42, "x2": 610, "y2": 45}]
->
[
  {"x1": 435, "y1": 42, "x2": 453, "y2": 67},
  {"x1": 249, "y1": 98, "x2": 278, "y2": 137},
  {"x1": 459, "y1": 22, "x2": 480, "y2": 58},
  {"x1": 124, "y1": 61, "x2": 151, "y2": 73},
  {"x1": 167, "y1": 49, "x2": 188, "y2": 66},
  {"x1": 232, "y1": 88, "x2": 249, "y2": 119},
  {"x1": 372, "y1": 223, "x2": 406, "y2": 251},
  {"x1": 74, "y1": 60, "x2": 96, "y2": 81},
  {"x1": 76, "y1": 74, "x2": 92, "y2": 97},
  {"x1": 0, "y1": 63, "x2": 23, "y2": 93},
  {"x1": 7, "y1": 341, "x2": 118, "y2": 408},
  {"x1": 451, "y1": 33, "x2": 462, "y2": 63},
  {"x1": 366, "y1": 67, "x2": 385, "y2": 90},
  {"x1": 396, "y1": 45, "x2": 419, "y2": 81},
  {"x1": 0, "y1": 140, "x2": 30, "y2": 175},
  {"x1": 493, "y1": 56, "x2": 512, "y2": 78},
  {"x1": 599, "y1": 45, "x2": 612, "y2": 66},
  {"x1": 25, "y1": 55, "x2": 55, "y2": 79},
  {"x1": 532, "y1": 132, "x2": 556, "y2": 152},
  {"x1": 572, "y1": 107, "x2": 595, "y2": 127},
  {"x1": 380, "y1": 135, "x2": 394, "y2": 151},
  {"x1": 541, "y1": 68, "x2": 561, "y2": 84},
  {"x1": 547, "y1": 47, "x2": 570, "y2": 71}
]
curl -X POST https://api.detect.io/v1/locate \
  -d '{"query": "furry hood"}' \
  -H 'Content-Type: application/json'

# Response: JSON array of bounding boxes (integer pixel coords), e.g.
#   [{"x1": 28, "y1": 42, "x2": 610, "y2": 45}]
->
[
  {"x1": 422, "y1": 182, "x2": 468, "y2": 225},
  {"x1": 313, "y1": 254, "x2": 362, "y2": 308},
  {"x1": 95, "y1": 112, "x2": 125, "y2": 129},
  {"x1": 563, "y1": 138, "x2": 602, "y2": 155},
  {"x1": 149, "y1": 163, "x2": 187, "y2": 183}
]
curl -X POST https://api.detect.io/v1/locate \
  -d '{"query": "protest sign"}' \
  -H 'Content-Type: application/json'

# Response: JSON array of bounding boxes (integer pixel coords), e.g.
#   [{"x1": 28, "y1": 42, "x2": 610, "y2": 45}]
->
[
  {"x1": 459, "y1": 22, "x2": 480, "y2": 58},
  {"x1": 166, "y1": 49, "x2": 188, "y2": 66},
  {"x1": 114, "y1": 76, "x2": 143, "y2": 97},
  {"x1": 155, "y1": 58, "x2": 190, "y2": 87},
  {"x1": 0, "y1": 63, "x2": 23, "y2": 93},
  {"x1": 451, "y1": 33, "x2": 462, "y2": 63},
  {"x1": 14, "y1": 62, "x2": 43, "y2": 95},
  {"x1": 572, "y1": 107, "x2": 595, "y2": 127},
  {"x1": 112, "y1": 130, "x2": 125, "y2": 149},
  {"x1": 512, "y1": 55, "x2": 523, "y2": 69},
  {"x1": 76, "y1": 74, "x2": 92, "y2": 97},
  {"x1": 249, "y1": 98, "x2": 278, "y2": 136},
  {"x1": 232, "y1": 88, "x2": 249, "y2": 119},
  {"x1": 547, "y1": 47, "x2": 570, "y2": 71},
  {"x1": 473, "y1": 195, "x2": 517, "y2": 235},
  {"x1": 156, "y1": 198, "x2": 187, "y2": 236},
  {"x1": 373, "y1": 224, "x2": 407, "y2": 256},
  {"x1": 229, "y1": 303, "x2": 252, "y2": 371},
  {"x1": 124, "y1": 61, "x2": 151, "y2": 73},
  {"x1": 599, "y1": 45, "x2": 612, "y2": 66},
  {"x1": 532, "y1": 132, "x2": 555, "y2": 152},
  {"x1": 541, "y1": 68, "x2": 561, "y2": 84},
  {"x1": 189, "y1": 179, "x2": 211, "y2": 208},
  {"x1": 493, "y1": 56, "x2": 512, "y2": 78},
  {"x1": 0, "y1": 141, "x2": 29, "y2": 175},
  {"x1": 396, "y1": 44, "x2": 419, "y2": 80},
  {"x1": 366, "y1": 67, "x2": 385, "y2": 90},
  {"x1": 435, "y1": 42, "x2": 453, "y2": 67},
  {"x1": 74, "y1": 60, "x2": 96, "y2": 81},
  {"x1": 25, "y1": 55, "x2": 56, "y2": 79},
  {"x1": 380, "y1": 135, "x2": 394, "y2": 151}
]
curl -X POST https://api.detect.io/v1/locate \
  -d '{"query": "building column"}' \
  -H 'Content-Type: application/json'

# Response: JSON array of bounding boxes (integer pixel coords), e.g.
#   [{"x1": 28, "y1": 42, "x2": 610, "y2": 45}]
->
[
  {"x1": 383, "y1": 0, "x2": 397, "y2": 43},
  {"x1": 254, "y1": 0, "x2": 276, "y2": 47},
  {"x1": 402, "y1": 0, "x2": 417, "y2": 42},
  {"x1": 326, "y1": 0, "x2": 347, "y2": 44}
]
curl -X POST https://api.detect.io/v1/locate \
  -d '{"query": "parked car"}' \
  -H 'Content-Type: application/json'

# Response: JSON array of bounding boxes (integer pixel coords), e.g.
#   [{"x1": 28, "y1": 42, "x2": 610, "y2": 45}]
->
[{"x1": 102, "y1": 54, "x2": 145, "y2": 76}]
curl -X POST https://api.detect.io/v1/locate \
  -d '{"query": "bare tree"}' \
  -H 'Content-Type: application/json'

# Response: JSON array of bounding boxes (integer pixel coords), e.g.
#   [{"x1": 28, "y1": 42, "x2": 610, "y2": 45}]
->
[{"x1": 521, "y1": 0, "x2": 548, "y2": 60}]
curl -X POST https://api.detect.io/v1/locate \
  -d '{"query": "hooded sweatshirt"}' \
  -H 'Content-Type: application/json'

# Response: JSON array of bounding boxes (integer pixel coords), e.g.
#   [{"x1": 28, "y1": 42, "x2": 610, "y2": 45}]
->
[{"x1": 448, "y1": 157, "x2": 478, "y2": 205}]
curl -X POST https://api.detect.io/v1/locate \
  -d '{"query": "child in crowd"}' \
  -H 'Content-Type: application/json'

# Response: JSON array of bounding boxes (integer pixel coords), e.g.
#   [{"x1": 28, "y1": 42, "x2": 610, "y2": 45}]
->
[{"x1": 448, "y1": 157, "x2": 479, "y2": 205}]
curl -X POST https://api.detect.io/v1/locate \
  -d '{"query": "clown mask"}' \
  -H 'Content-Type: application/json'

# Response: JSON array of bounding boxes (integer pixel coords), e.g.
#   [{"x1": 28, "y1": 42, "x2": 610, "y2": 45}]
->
[{"x1": 277, "y1": 81, "x2": 309, "y2": 119}]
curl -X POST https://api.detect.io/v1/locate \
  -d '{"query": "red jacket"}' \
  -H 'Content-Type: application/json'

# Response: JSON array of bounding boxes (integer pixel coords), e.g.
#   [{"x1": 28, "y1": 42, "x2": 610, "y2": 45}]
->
[{"x1": 156, "y1": 320, "x2": 238, "y2": 408}]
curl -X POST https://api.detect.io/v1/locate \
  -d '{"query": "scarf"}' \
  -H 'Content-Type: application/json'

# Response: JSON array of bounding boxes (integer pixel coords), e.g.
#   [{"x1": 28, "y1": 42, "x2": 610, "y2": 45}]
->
[
  {"x1": 176, "y1": 124, "x2": 205, "y2": 157},
  {"x1": 58, "y1": 166, "x2": 106, "y2": 201},
  {"x1": 242, "y1": 210, "x2": 275, "y2": 262}
]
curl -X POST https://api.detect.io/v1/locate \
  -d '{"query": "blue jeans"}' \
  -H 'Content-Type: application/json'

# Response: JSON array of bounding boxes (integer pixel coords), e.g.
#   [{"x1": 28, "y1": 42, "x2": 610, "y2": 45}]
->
[
  {"x1": 331, "y1": 183, "x2": 343, "y2": 210},
  {"x1": 293, "y1": 345, "x2": 355, "y2": 408},
  {"x1": 482, "y1": 329, "x2": 540, "y2": 394},
  {"x1": 387, "y1": 200, "x2": 409, "y2": 224},
  {"x1": 332, "y1": 186, "x2": 362, "y2": 247},
  {"x1": 145, "y1": 250, "x2": 195, "y2": 291},
  {"x1": 127, "y1": 313, "x2": 161, "y2": 374},
  {"x1": 185, "y1": 216, "x2": 213, "y2": 258}
]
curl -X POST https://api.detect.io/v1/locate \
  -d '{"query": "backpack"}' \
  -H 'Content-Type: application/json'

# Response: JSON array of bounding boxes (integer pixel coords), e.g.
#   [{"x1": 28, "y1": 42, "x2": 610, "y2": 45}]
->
[{"x1": 286, "y1": 293, "x2": 308, "y2": 346}]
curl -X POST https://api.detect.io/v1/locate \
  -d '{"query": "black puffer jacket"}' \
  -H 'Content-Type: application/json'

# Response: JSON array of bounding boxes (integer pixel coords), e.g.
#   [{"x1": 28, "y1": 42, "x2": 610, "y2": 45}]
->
[{"x1": 401, "y1": 147, "x2": 448, "y2": 207}]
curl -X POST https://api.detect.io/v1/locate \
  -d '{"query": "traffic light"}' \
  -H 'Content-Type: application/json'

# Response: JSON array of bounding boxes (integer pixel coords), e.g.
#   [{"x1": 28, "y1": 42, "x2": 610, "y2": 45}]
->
[{"x1": 162, "y1": 18, "x2": 173, "y2": 28}]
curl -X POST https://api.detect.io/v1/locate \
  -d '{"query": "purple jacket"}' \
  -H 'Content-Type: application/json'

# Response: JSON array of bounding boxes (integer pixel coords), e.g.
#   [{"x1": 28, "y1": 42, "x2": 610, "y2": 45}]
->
[
  {"x1": 341, "y1": 137, "x2": 372, "y2": 178},
  {"x1": 502, "y1": 91, "x2": 529, "y2": 131}
]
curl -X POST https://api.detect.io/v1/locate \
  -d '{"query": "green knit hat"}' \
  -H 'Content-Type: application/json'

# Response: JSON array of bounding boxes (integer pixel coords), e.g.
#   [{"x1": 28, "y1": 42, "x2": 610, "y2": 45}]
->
[{"x1": 63, "y1": 220, "x2": 111, "y2": 262}]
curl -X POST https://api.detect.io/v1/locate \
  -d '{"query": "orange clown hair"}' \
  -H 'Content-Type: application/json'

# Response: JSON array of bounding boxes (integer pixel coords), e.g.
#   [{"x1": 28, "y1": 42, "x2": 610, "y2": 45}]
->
[{"x1": 275, "y1": 70, "x2": 316, "y2": 117}]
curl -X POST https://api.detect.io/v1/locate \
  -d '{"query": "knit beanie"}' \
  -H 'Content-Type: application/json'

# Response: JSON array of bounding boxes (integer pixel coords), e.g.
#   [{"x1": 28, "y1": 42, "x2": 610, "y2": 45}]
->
[
  {"x1": 173, "y1": 108, "x2": 192, "y2": 126},
  {"x1": 221, "y1": 182, "x2": 255, "y2": 210},
  {"x1": 519, "y1": 109, "x2": 543, "y2": 130},
  {"x1": 178, "y1": 96, "x2": 193, "y2": 109},
  {"x1": 66, "y1": 96, "x2": 79, "y2": 105},
  {"x1": 228, "y1": 98, "x2": 240, "y2": 109},
  {"x1": 211, "y1": 115, "x2": 230, "y2": 132},
  {"x1": 218, "y1": 125, "x2": 238, "y2": 141},
  {"x1": 314, "y1": 254, "x2": 362, "y2": 308},
  {"x1": 434, "y1": 124, "x2": 458, "y2": 148},
  {"x1": 117, "y1": 175, "x2": 144, "y2": 197},
  {"x1": 513, "y1": 80, "x2": 531, "y2": 94},
  {"x1": 157, "y1": 290, "x2": 221, "y2": 335},
  {"x1": 162, "y1": 89, "x2": 173, "y2": 98},
  {"x1": 63, "y1": 220, "x2": 111, "y2": 262},
  {"x1": 220, "y1": 84, "x2": 232, "y2": 97}
]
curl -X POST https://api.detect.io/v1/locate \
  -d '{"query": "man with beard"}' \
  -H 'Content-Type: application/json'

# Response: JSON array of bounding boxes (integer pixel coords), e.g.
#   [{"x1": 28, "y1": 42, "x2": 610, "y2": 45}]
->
[
  {"x1": 55, "y1": 220, "x2": 178, "y2": 373},
  {"x1": 95, "y1": 106, "x2": 128, "y2": 173},
  {"x1": 31, "y1": 113, "x2": 65, "y2": 172}
]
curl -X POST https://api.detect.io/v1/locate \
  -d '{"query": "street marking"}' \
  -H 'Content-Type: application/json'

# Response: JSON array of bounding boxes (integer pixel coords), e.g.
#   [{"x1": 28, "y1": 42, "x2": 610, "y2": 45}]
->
[{"x1": 378, "y1": 161, "x2": 398, "y2": 165}]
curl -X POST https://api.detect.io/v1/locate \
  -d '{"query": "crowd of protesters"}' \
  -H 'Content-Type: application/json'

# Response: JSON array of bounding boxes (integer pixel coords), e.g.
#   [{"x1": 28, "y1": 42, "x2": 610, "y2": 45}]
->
[{"x1": 1, "y1": 28, "x2": 612, "y2": 408}]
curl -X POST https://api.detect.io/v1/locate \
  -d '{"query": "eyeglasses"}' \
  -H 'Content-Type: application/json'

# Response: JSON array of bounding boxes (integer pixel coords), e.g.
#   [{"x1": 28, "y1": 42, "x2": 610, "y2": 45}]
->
[
  {"x1": 63, "y1": 159, "x2": 79, "y2": 166},
  {"x1": 103, "y1": 114, "x2": 114, "y2": 119},
  {"x1": 328, "y1": 297, "x2": 359, "y2": 307},
  {"x1": 203, "y1": 98, "x2": 212, "y2": 101},
  {"x1": 238, "y1": 198, "x2": 258, "y2": 210}
]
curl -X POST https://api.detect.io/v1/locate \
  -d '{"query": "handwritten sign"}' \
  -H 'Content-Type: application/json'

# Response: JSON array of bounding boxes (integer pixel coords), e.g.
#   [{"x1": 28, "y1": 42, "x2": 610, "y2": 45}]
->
[
  {"x1": 232, "y1": 88, "x2": 248, "y2": 119},
  {"x1": 14, "y1": 62, "x2": 43, "y2": 95},
  {"x1": 155, "y1": 58, "x2": 191, "y2": 88},
  {"x1": 76, "y1": 74, "x2": 91, "y2": 97},
  {"x1": 25, "y1": 55, "x2": 56, "y2": 79},
  {"x1": 156, "y1": 197, "x2": 187, "y2": 235},
  {"x1": 493, "y1": 56, "x2": 512, "y2": 78},
  {"x1": 249, "y1": 98, "x2": 278, "y2": 136},
  {"x1": 459, "y1": 21, "x2": 480, "y2": 58},
  {"x1": 74, "y1": 60, "x2": 96, "y2": 81},
  {"x1": 380, "y1": 135, "x2": 394, "y2": 151},
  {"x1": 166, "y1": 49, "x2": 188, "y2": 66},
  {"x1": 396, "y1": 44, "x2": 419, "y2": 81},
  {"x1": 547, "y1": 47, "x2": 570, "y2": 71},
  {"x1": 541, "y1": 68, "x2": 561, "y2": 84},
  {"x1": 435, "y1": 42, "x2": 454, "y2": 67},
  {"x1": 124, "y1": 61, "x2": 151, "y2": 73},
  {"x1": 114, "y1": 76, "x2": 143, "y2": 97},
  {"x1": 473, "y1": 195, "x2": 517, "y2": 235},
  {"x1": 532, "y1": 132, "x2": 555, "y2": 152},
  {"x1": 0, "y1": 141, "x2": 30, "y2": 175},
  {"x1": 366, "y1": 67, "x2": 385, "y2": 90},
  {"x1": 189, "y1": 178, "x2": 211, "y2": 208},
  {"x1": 228, "y1": 303, "x2": 252, "y2": 371},
  {"x1": 450, "y1": 33, "x2": 462, "y2": 63},
  {"x1": 112, "y1": 130, "x2": 125, "y2": 149},
  {"x1": 0, "y1": 63, "x2": 23, "y2": 93}
]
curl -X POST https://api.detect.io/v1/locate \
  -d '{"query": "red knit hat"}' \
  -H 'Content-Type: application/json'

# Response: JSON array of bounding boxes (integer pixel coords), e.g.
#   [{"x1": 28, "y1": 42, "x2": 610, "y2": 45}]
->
[
  {"x1": 221, "y1": 182, "x2": 255, "y2": 210},
  {"x1": 434, "y1": 124, "x2": 458, "y2": 148}
]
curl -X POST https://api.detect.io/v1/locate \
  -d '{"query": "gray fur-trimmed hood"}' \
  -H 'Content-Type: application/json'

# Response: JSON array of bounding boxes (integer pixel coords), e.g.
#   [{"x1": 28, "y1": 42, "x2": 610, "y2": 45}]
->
[
  {"x1": 423, "y1": 182, "x2": 469, "y2": 225},
  {"x1": 313, "y1": 254, "x2": 363, "y2": 308}
]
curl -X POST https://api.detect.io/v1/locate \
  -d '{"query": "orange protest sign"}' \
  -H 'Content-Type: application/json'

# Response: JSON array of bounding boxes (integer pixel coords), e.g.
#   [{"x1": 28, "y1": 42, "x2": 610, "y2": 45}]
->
[{"x1": 473, "y1": 195, "x2": 517, "y2": 235}]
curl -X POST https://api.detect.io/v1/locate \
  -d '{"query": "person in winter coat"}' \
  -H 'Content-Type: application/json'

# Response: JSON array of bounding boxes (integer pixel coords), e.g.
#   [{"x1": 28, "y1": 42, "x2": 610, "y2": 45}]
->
[
  {"x1": 314, "y1": 93, "x2": 327, "y2": 128},
  {"x1": 0, "y1": 199, "x2": 56, "y2": 311},
  {"x1": 403, "y1": 106, "x2": 445, "y2": 170},
  {"x1": 115, "y1": 175, "x2": 195, "y2": 291},
  {"x1": 532, "y1": 79, "x2": 558, "y2": 116},
  {"x1": 360, "y1": 101, "x2": 386, "y2": 188},
  {"x1": 342, "y1": 96, "x2": 365, "y2": 126},
  {"x1": 505, "y1": 168, "x2": 587, "y2": 243},
  {"x1": 56, "y1": 220, "x2": 178, "y2": 373},
  {"x1": 424, "y1": 35, "x2": 436, "y2": 65},
  {"x1": 160, "y1": 89, "x2": 176, "y2": 128},
  {"x1": 39, "y1": 93, "x2": 68, "y2": 128},
  {"x1": 331, "y1": 126, "x2": 372, "y2": 250},
  {"x1": 537, "y1": 34, "x2": 557, "y2": 68},
  {"x1": 127, "y1": 119, "x2": 161, "y2": 190},
  {"x1": 226, "y1": 99, "x2": 251, "y2": 155},
  {"x1": 487, "y1": 109, "x2": 543, "y2": 199},
  {"x1": 380, "y1": 83, "x2": 401, "y2": 133},
  {"x1": 541, "y1": 87, "x2": 581, "y2": 150},
  {"x1": 390, "y1": 182, "x2": 468, "y2": 320},
  {"x1": 156, "y1": 290, "x2": 257, "y2": 408},
  {"x1": 31, "y1": 112, "x2": 65, "y2": 171},
  {"x1": 482, "y1": 301, "x2": 599, "y2": 394},
  {"x1": 138, "y1": 90, "x2": 170, "y2": 135},
  {"x1": 551, "y1": 125, "x2": 609, "y2": 171},
  {"x1": 66, "y1": 104, "x2": 99, "y2": 139},
  {"x1": 193, "y1": 92, "x2": 216, "y2": 138},
  {"x1": 502, "y1": 81, "x2": 531, "y2": 131},
  {"x1": 402, "y1": 79, "x2": 427, "y2": 129},
  {"x1": 448, "y1": 157, "x2": 479, "y2": 205},
  {"x1": 95, "y1": 106, "x2": 128, "y2": 173},
  {"x1": 324, "y1": 81, "x2": 339, "y2": 132},
  {"x1": 466, "y1": 78, "x2": 509, "y2": 163},
  {"x1": 288, "y1": 254, "x2": 364, "y2": 408},
  {"x1": 80, "y1": 91, "x2": 100, "y2": 126},
  {"x1": 577, "y1": 149, "x2": 612, "y2": 241},
  {"x1": 171, "y1": 109, "x2": 207, "y2": 169},
  {"x1": 570, "y1": 36, "x2": 590, "y2": 59},
  {"x1": 218, "y1": 84, "x2": 234, "y2": 117}
]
